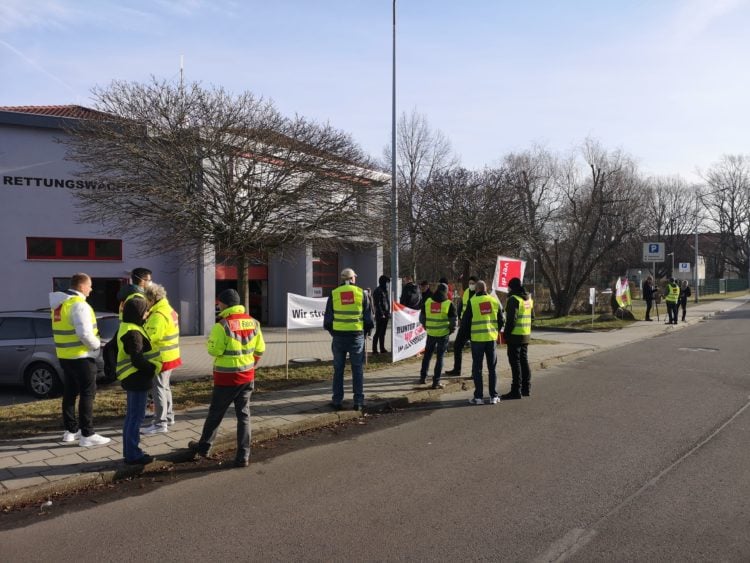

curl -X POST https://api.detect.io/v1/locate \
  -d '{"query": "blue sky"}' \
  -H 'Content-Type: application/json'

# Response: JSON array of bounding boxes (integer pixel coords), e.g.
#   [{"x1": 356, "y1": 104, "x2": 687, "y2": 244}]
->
[{"x1": 2, "y1": 0, "x2": 749, "y2": 181}]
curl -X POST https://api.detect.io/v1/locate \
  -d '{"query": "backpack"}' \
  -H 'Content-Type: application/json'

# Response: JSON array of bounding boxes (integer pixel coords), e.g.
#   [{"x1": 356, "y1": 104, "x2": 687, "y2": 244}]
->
[{"x1": 102, "y1": 336, "x2": 119, "y2": 383}]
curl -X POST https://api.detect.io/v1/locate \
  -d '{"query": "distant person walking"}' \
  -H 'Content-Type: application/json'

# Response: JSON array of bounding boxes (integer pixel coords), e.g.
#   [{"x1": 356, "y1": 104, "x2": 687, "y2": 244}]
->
[
  {"x1": 418, "y1": 283, "x2": 457, "y2": 389},
  {"x1": 665, "y1": 277, "x2": 680, "y2": 325},
  {"x1": 461, "y1": 280, "x2": 503, "y2": 405},
  {"x1": 501, "y1": 278, "x2": 534, "y2": 400},
  {"x1": 189, "y1": 289, "x2": 265, "y2": 468},
  {"x1": 679, "y1": 280, "x2": 691, "y2": 322},
  {"x1": 372, "y1": 275, "x2": 391, "y2": 354},
  {"x1": 324, "y1": 268, "x2": 374, "y2": 411},
  {"x1": 642, "y1": 276, "x2": 655, "y2": 321},
  {"x1": 141, "y1": 284, "x2": 182, "y2": 435},
  {"x1": 50, "y1": 273, "x2": 111, "y2": 447}
]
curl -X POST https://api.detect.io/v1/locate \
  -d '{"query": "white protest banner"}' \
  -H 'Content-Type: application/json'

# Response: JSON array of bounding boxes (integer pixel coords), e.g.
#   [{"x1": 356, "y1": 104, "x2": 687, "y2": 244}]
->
[
  {"x1": 391, "y1": 301, "x2": 426, "y2": 362},
  {"x1": 492, "y1": 256, "x2": 526, "y2": 293},
  {"x1": 286, "y1": 293, "x2": 327, "y2": 329}
]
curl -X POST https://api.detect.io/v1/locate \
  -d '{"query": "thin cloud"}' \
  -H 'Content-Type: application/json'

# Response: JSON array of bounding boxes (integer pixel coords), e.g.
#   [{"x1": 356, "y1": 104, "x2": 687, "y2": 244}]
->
[
  {"x1": 667, "y1": 0, "x2": 749, "y2": 47},
  {"x1": 0, "y1": 39, "x2": 79, "y2": 98}
]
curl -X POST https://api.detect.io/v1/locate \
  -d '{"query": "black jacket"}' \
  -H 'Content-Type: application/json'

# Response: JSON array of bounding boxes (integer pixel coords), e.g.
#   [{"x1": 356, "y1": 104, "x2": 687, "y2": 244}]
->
[
  {"x1": 372, "y1": 283, "x2": 391, "y2": 320},
  {"x1": 399, "y1": 282, "x2": 421, "y2": 309},
  {"x1": 119, "y1": 298, "x2": 157, "y2": 392}
]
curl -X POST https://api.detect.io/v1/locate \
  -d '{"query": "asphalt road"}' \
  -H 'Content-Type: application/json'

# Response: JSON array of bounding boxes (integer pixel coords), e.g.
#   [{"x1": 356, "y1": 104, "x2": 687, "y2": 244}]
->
[{"x1": 3, "y1": 306, "x2": 750, "y2": 561}]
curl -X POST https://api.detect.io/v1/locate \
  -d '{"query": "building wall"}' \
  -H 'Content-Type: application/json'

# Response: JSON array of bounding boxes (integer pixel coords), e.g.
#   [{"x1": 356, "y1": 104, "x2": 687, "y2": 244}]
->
[{"x1": 1, "y1": 110, "x2": 384, "y2": 333}]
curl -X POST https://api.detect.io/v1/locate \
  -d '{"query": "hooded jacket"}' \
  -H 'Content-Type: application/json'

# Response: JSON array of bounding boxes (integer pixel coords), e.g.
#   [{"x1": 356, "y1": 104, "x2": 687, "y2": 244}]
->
[
  {"x1": 48, "y1": 290, "x2": 100, "y2": 358},
  {"x1": 419, "y1": 284, "x2": 457, "y2": 334},
  {"x1": 372, "y1": 279, "x2": 391, "y2": 319},
  {"x1": 119, "y1": 298, "x2": 158, "y2": 391},
  {"x1": 504, "y1": 286, "x2": 532, "y2": 345}
]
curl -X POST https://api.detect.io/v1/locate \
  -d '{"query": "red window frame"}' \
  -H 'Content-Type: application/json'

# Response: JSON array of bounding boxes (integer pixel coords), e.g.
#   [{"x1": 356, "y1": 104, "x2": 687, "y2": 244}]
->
[{"x1": 26, "y1": 237, "x2": 123, "y2": 261}]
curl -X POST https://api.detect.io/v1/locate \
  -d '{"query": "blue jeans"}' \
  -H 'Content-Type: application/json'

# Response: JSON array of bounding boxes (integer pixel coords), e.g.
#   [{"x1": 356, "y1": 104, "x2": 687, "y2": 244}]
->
[
  {"x1": 471, "y1": 341, "x2": 498, "y2": 399},
  {"x1": 123, "y1": 390, "x2": 147, "y2": 462},
  {"x1": 331, "y1": 332, "x2": 365, "y2": 406},
  {"x1": 421, "y1": 334, "x2": 449, "y2": 385}
]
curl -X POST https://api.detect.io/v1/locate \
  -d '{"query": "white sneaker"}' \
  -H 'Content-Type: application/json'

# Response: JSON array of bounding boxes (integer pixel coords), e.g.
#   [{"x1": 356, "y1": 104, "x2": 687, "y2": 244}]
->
[
  {"x1": 61, "y1": 430, "x2": 81, "y2": 442},
  {"x1": 488, "y1": 396, "x2": 500, "y2": 405},
  {"x1": 141, "y1": 423, "x2": 168, "y2": 435},
  {"x1": 79, "y1": 433, "x2": 112, "y2": 447},
  {"x1": 468, "y1": 397, "x2": 485, "y2": 405}
]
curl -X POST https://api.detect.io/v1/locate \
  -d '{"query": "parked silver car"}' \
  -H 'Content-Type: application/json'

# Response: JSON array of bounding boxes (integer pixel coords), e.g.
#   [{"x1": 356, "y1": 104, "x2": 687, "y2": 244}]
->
[{"x1": 0, "y1": 311, "x2": 119, "y2": 398}]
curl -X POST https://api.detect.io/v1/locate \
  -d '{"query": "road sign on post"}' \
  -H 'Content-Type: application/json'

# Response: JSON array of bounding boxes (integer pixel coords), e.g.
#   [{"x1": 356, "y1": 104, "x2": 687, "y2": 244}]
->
[{"x1": 643, "y1": 242, "x2": 665, "y2": 262}]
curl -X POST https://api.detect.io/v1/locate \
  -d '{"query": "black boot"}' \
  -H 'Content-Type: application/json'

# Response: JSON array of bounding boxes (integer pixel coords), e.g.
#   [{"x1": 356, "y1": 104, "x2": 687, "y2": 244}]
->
[{"x1": 501, "y1": 385, "x2": 522, "y2": 400}]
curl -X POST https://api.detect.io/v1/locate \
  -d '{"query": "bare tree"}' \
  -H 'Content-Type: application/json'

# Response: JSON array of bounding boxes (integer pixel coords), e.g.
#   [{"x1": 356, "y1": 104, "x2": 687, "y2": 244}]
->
[
  {"x1": 510, "y1": 140, "x2": 646, "y2": 316},
  {"x1": 63, "y1": 78, "x2": 385, "y2": 305},
  {"x1": 383, "y1": 109, "x2": 458, "y2": 279},
  {"x1": 419, "y1": 167, "x2": 525, "y2": 281},
  {"x1": 700, "y1": 154, "x2": 750, "y2": 279}
]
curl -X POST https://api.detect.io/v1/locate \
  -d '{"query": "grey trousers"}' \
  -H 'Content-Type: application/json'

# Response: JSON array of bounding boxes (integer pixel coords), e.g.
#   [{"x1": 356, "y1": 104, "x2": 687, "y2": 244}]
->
[
  {"x1": 152, "y1": 369, "x2": 174, "y2": 427},
  {"x1": 197, "y1": 382, "x2": 253, "y2": 462}
]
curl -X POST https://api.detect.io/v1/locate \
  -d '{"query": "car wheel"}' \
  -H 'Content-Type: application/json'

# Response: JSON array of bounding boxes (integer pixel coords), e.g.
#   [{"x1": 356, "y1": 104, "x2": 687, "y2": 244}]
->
[{"x1": 25, "y1": 362, "x2": 63, "y2": 399}]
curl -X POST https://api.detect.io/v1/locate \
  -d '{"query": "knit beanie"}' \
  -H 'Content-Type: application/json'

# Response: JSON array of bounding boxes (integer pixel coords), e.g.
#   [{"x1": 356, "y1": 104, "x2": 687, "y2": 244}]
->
[{"x1": 217, "y1": 288, "x2": 241, "y2": 307}]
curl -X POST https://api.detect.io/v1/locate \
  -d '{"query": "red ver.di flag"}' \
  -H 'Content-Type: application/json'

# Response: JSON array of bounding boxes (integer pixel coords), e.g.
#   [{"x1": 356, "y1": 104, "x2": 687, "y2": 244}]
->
[{"x1": 492, "y1": 256, "x2": 526, "y2": 293}]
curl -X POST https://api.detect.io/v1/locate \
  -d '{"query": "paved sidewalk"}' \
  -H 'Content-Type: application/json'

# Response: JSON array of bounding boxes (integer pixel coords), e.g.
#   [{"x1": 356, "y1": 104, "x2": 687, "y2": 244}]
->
[{"x1": 1, "y1": 297, "x2": 747, "y2": 508}]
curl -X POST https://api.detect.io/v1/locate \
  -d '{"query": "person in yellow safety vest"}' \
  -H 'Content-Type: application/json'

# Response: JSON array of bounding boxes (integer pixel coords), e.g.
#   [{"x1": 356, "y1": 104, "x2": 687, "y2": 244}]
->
[
  {"x1": 445, "y1": 275, "x2": 478, "y2": 377},
  {"x1": 323, "y1": 268, "x2": 374, "y2": 411},
  {"x1": 501, "y1": 277, "x2": 534, "y2": 400},
  {"x1": 418, "y1": 283, "x2": 458, "y2": 389},
  {"x1": 189, "y1": 289, "x2": 265, "y2": 468},
  {"x1": 117, "y1": 297, "x2": 162, "y2": 465},
  {"x1": 49, "y1": 272, "x2": 111, "y2": 448},
  {"x1": 117, "y1": 267, "x2": 153, "y2": 320},
  {"x1": 665, "y1": 277, "x2": 680, "y2": 325},
  {"x1": 460, "y1": 280, "x2": 504, "y2": 405},
  {"x1": 141, "y1": 283, "x2": 182, "y2": 435}
]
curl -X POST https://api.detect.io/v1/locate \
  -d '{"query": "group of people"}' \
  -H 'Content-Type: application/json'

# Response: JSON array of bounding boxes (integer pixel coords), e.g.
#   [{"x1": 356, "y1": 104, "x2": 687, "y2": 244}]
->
[
  {"x1": 642, "y1": 276, "x2": 691, "y2": 324},
  {"x1": 52, "y1": 270, "x2": 263, "y2": 468},
  {"x1": 53, "y1": 266, "x2": 532, "y2": 468},
  {"x1": 326, "y1": 269, "x2": 535, "y2": 410}
]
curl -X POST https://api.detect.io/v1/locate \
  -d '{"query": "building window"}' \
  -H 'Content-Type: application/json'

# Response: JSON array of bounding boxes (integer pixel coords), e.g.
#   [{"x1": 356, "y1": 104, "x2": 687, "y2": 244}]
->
[
  {"x1": 313, "y1": 251, "x2": 338, "y2": 298},
  {"x1": 27, "y1": 237, "x2": 122, "y2": 260}
]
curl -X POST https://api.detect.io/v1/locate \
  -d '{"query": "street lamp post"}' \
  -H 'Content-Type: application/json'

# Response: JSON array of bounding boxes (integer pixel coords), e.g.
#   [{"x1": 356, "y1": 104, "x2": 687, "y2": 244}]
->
[
  {"x1": 533, "y1": 258, "x2": 536, "y2": 297},
  {"x1": 668, "y1": 252, "x2": 674, "y2": 277}
]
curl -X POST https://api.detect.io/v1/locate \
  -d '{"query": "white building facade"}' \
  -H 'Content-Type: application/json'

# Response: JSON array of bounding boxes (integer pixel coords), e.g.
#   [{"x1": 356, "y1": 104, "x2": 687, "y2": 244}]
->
[{"x1": 0, "y1": 106, "x2": 385, "y2": 334}]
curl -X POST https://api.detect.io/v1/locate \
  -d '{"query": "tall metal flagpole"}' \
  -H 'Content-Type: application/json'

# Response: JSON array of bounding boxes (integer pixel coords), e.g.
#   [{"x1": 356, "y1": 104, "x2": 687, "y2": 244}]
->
[{"x1": 390, "y1": 0, "x2": 399, "y2": 356}]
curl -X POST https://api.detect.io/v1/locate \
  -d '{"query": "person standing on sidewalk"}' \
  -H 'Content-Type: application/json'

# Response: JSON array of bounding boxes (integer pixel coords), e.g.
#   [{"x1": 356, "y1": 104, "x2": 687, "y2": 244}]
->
[
  {"x1": 679, "y1": 280, "x2": 691, "y2": 322},
  {"x1": 372, "y1": 275, "x2": 391, "y2": 354},
  {"x1": 189, "y1": 289, "x2": 265, "y2": 468},
  {"x1": 399, "y1": 276, "x2": 421, "y2": 309},
  {"x1": 418, "y1": 280, "x2": 432, "y2": 309},
  {"x1": 461, "y1": 280, "x2": 503, "y2": 405},
  {"x1": 665, "y1": 277, "x2": 680, "y2": 325},
  {"x1": 141, "y1": 284, "x2": 182, "y2": 435},
  {"x1": 117, "y1": 298, "x2": 162, "y2": 465},
  {"x1": 50, "y1": 273, "x2": 111, "y2": 447},
  {"x1": 642, "y1": 276, "x2": 655, "y2": 321},
  {"x1": 117, "y1": 267, "x2": 153, "y2": 320},
  {"x1": 501, "y1": 278, "x2": 534, "y2": 400},
  {"x1": 324, "y1": 268, "x2": 374, "y2": 411},
  {"x1": 445, "y1": 276, "x2": 477, "y2": 377},
  {"x1": 418, "y1": 283, "x2": 457, "y2": 389}
]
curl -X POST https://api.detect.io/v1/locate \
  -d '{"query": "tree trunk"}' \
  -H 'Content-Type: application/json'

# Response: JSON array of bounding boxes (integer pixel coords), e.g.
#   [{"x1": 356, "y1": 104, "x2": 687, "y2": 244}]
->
[{"x1": 236, "y1": 254, "x2": 249, "y2": 308}]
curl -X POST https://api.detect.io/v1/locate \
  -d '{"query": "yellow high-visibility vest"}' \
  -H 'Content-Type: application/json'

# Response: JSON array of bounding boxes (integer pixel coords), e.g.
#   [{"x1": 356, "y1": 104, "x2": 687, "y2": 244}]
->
[
  {"x1": 470, "y1": 295, "x2": 500, "y2": 342},
  {"x1": 52, "y1": 295, "x2": 98, "y2": 359},
  {"x1": 510, "y1": 295, "x2": 533, "y2": 336},
  {"x1": 115, "y1": 322, "x2": 162, "y2": 380},
  {"x1": 424, "y1": 298, "x2": 451, "y2": 337},
  {"x1": 331, "y1": 285, "x2": 364, "y2": 332}
]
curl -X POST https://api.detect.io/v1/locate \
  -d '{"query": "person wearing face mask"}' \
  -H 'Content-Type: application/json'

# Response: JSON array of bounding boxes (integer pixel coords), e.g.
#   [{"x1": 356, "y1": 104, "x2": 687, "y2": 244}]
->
[
  {"x1": 445, "y1": 276, "x2": 478, "y2": 377},
  {"x1": 117, "y1": 267, "x2": 153, "y2": 320}
]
